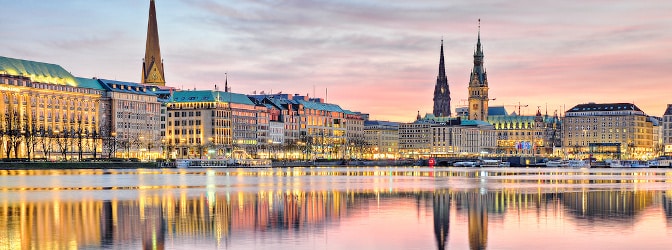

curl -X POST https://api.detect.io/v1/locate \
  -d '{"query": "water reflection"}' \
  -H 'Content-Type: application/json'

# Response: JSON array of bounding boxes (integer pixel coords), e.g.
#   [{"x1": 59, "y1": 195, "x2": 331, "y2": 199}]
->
[{"x1": 1, "y1": 167, "x2": 672, "y2": 249}]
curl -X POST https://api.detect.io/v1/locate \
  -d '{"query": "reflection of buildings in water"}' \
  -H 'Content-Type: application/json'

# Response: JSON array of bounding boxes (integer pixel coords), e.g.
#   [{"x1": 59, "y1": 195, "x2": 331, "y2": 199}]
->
[
  {"x1": 561, "y1": 190, "x2": 656, "y2": 222},
  {"x1": 467, "y1": 192, "x2": 488, "y2": 250},
  {"x1": 142, "y1": 206, "x2": 165, "y2": 250},
  {"x1": 663, "y1": 191, "x2": 672, "y2": 226},
  {"x1": 0, "y1": 188, "x2": 663, "y2": 249},
  {"x1": 433, "y1": 191, "x2": 450, "y2": 250}
]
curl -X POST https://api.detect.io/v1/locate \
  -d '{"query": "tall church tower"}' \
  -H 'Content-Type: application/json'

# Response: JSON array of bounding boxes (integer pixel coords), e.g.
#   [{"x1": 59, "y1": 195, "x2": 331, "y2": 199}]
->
[
  {"x1": 433, "y1": 40, "x2": 451, "y2": 117},
  {"x1": 142, "y1": 0, "x2": 166, "y2": 86},
  {"x1": 468, "y1": 19, "x2": 489, "y2": 121}
]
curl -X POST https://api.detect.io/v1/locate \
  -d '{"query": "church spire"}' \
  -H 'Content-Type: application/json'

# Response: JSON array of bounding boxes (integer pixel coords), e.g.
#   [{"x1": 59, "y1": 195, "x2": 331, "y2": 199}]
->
[
  {"x1": 433, "y1": 39, "x2": 451, "y2": 117},
  {"x1": 224, "y1": 73, "x2": 229, "y2": 92},
  {"x1": 438, "y1": 39, "x2": 446, "y2": 78},
  {"x1": 142, "y1": 0, "x2": 166, "y2": 86}
]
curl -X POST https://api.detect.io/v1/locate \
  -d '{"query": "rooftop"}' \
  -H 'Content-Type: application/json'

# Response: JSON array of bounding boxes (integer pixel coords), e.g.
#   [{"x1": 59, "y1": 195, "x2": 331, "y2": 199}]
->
[
  {"x1": 567, "y1": 103, "x2": 642, "y2": 113},
  {"x1": 0, "y1": 56, "x2": 77, "y2": 86},
  {"x1": 170, "y1": 90, "x2": 255, "y2": 105}
]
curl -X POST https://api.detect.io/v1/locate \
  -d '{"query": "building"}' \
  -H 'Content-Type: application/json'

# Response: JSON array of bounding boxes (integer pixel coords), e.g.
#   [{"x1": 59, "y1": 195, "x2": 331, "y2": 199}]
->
[
  {"x1": 0, "y1": 56, "x2": 106, "y2": 160},
  {"x1": 141, "y1": 0, "x2": 166, "y2": 86},
  {"x1": 399, "y1": 122, "x2": 432, "y2": 159},
  {"x1": 468, "y1": 20, "x2": 490, "y2": 121},
  {"x1": 488, "y1": 108, "x2": 562, "y2": 157},
  {"x1": 165, "y1": 90, "x2": 256, "y2": 159},
  {"x1": 399, "y1": 114, "x2": 496, "y2": 158},
  {"x1": 663, "y1": 104, "x2": 672, "y2": 156},
  {"x1": 433, "y1": 40, "x2": 451, "y2": 117},
  {"x1": 98, "y1": 79, "x2": 161, "y2": 160},
  {"x1": 563, "y1": 103, "x2": 654, "y2": 160},
  {"x1": 344, "y1": 110, "x2": 365, "y2": 159},
  {"x1": 430, "y1": 119, "x2": 496, "y2": 157},
  {"x1": 364, "y1": 120, "x2": 399, "y2": 159}
]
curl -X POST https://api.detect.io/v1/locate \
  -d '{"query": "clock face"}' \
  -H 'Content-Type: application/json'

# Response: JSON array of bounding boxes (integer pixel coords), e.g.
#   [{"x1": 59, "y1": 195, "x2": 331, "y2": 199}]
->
[{"x1": 441, "y1": 87, "x2": 445, "y2": 94}]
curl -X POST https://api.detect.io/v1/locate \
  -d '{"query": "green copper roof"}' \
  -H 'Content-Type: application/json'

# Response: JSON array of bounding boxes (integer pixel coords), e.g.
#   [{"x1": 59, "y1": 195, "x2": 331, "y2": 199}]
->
[
  {"x1": 460, "y1": 119, "x2": 492, "y2": 126},
  {"x1": 0, "y1": 56, "x2": 77, "y2": 86},
  {"x1": 488, "y1": 115, "x2": 557, "y2": 124},
  {"x1": 170, "y1": 90, "x2": 254, "y2": 105},
  {"x1": 296, "y1": 99, "x2": 344, "y2": 113},
  {"x1": 74, "y1": 77, "x2": 105, "y2": 90}
]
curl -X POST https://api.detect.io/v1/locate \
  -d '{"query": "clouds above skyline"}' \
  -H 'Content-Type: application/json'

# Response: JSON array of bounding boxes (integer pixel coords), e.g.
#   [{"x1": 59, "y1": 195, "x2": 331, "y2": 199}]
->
[{"x1": 1, "y1": 0, "x2": 671, "y2": 121}]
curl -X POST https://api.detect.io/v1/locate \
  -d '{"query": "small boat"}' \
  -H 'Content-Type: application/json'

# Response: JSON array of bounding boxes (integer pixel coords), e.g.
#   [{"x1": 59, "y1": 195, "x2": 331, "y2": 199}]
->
[
  {"x1": 567, "y1": 160, "x2": 589, "y2": 168},
  {"x1": 609, "y1": 160, "x2": 648, "y2": 168},
  {"x1": 545, "y1": 160, "x2": 568, "y2": 167},
  {"x1": 176, "y1": 158, "x2": 272, "y2": 168},
  {"x1": 480, "y1": 160, "x2": 501, "y2": 167},
  {"x1": 454, "y1": 161, "x2": 479, "y2": 167}
]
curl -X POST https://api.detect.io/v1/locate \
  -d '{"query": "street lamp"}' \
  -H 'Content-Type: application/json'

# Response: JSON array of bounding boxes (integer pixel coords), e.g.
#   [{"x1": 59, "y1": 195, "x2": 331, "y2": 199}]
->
[{"x1": 110, "y1": 131, "x2": 117, "y2": 158}]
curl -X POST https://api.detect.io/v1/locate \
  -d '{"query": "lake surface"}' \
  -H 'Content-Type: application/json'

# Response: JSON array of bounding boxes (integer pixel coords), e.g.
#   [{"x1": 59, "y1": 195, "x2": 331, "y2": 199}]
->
[{"x1": 2, "y1": 167, "x2": 672, "y2": 250}]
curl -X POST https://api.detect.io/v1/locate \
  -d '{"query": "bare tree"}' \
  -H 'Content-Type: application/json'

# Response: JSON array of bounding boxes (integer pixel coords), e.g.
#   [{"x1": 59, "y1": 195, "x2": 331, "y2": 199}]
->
[
  {"x1": 4, "y1": 109, "x2": 22, "y2": 159},
  {"x1": 22, "y1": 114, "x2": 39, "y2": 161},
  {"x1": 55, "y1": 129, "x2": 71, "y2": 161},
  {"x1": 74, "y1": 115, "x2": 85, "y2": 161},
  {"x1": 37, "y1": 126, "x2": 53, "y2": 160}
]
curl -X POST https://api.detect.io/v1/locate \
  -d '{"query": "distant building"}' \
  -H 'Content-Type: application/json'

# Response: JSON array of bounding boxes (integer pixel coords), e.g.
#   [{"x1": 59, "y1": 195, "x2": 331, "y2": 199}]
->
[
  {"x1": 663, "y1": 104, "x2": 672, "y2": 156},
  {"x1": 98, "y1": 79, "x2": 161, "y2": 159},
  {"x1": 399, "y1": 114, "x2": 496, "y2": 158},
  {"x1": 468, "y1": 20, "x2": 490, "y2": 121},
  {"x1": 488, "y1": 108, "x2": 561, "y2": 156},
  {"x1": 563, "y1": 103, "x2": 654, "y2": 160},
  {"x1": 364, "y1": 120, "x2": 399, "y2": 159},
  {"x1": 165, "y1": 90, "x2": 257, "y2": 159},
  {"x1": 433, "y1": 40, "x2": 451, "y2": 117}
]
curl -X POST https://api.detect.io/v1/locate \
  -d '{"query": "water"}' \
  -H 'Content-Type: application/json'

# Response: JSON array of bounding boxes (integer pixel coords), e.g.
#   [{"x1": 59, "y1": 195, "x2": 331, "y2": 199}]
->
[{"x1": 2, "y1": 167, "x2": 672, "y2": 249}]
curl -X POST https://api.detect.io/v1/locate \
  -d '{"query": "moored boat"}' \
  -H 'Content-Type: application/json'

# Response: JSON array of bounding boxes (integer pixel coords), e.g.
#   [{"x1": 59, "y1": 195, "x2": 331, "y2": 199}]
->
[
  {"x1": 176, "y1": 158, "x2": 272, "y2": 168},
  {"x1": 609, "y1": 160, "x2": 648, "y2": 168},
  {"x1": 545, "y1": 160, "x2": 568, "y2": 167},
  {"x1": 567, "y1": 160, "x2": 589, "y2": 168}
]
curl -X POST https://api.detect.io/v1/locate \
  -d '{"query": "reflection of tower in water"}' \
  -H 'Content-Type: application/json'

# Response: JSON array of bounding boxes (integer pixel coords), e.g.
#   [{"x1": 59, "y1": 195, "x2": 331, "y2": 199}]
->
[
  {"x1": 467, "y1": 192, "x2": 488, "y2": 250},
  {"x1": 433, "y1": 191, "x2": 450, "y2": 250}
]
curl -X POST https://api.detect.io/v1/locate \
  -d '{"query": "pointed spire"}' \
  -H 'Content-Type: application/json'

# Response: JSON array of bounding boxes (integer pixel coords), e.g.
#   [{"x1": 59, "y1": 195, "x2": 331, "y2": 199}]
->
[
  {"x1": 224, "y1": 73, "x2": 229, "y2": 92},
  {"x1": 142, "y1": 0, "x2": 165, "y2": 86},
  {"x1": 475, "y1": 19, "x2": 483, "y2": 57},
  {"x1": 417, "y1": 111, "x2": 421, "y2": 121},
  {"x1": 438, "y1": 39, "x2": 446, "y2": 78}
]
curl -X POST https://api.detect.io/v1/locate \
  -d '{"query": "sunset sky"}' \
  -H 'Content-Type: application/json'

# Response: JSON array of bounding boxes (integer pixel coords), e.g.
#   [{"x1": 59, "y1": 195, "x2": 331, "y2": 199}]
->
[{"x1": 2, "y1": 0, "x2": 671, "y2": 122}]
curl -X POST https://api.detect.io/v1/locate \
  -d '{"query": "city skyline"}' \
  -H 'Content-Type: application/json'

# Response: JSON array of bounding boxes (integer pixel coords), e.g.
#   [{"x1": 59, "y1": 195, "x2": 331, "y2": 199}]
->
[{"x1": 1, "y1": 0, "x2": 671, "y2": 122}]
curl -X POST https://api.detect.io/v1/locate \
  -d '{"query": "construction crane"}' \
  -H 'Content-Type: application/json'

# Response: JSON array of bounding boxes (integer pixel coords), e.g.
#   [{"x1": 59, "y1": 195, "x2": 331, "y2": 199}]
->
[{"x1": 503, "y1": 102, "x2": 528, "y2": 116}]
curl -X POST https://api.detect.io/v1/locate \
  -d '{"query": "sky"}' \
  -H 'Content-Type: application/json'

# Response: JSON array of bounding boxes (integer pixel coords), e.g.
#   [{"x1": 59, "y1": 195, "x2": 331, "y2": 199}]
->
[{"x1": 1, "y1": 0, "x2": 671, "y2": 122}]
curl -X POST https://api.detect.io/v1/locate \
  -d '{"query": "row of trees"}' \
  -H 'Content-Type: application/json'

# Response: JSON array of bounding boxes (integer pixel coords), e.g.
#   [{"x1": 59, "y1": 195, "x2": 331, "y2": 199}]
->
[{"x1": 0, "y1": 109, "x2": 106, "y2": 161}]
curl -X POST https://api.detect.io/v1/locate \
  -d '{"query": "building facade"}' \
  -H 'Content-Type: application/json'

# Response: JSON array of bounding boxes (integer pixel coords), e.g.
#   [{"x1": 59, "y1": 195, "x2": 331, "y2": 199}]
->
[
  {"x1": 488, "y1": 109, "x2": 562, "y2": 157},
  {"x1": 0, "y1": 56, "x2": 106, "y2": 160},
  {"x1": 563, "y1": 103, "x2": 654, "y2": 160},
  {"x1": 99, "y1": 79, "x2": 161, "y2": 160},
  {"x1": 663, "y1": 104, "x2": 672, "y2": 156},
  {"x1": 364, "y1": 120, "x2": 399, "y2": 159}
]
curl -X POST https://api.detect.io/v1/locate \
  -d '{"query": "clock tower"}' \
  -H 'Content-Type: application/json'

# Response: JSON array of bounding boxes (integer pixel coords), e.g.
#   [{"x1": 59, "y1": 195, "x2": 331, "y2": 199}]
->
[
  {"x1": 142, "y1": 0, "x2": 166, "y2": 86},
  {"x1": 432, "y1": 39, "x2": 451, "y2": 117},
  {"x1": 468, "y1": 20, "x2": 489, "y2": 121}
]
